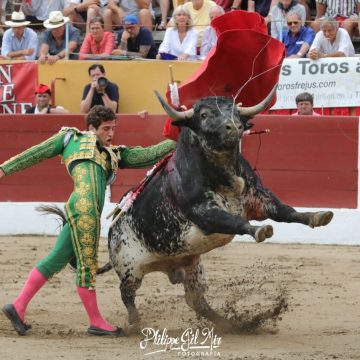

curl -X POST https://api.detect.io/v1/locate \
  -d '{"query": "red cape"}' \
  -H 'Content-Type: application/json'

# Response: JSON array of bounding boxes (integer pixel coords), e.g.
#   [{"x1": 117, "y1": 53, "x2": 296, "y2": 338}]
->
[{"x1": 163, "y1": 10, "x2": 285, "y2": 140}]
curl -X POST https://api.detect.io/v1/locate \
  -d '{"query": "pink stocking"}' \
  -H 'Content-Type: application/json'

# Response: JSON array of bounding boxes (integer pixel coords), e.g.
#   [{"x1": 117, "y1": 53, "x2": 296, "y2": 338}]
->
[
  {"x1": 13, "y1": 267, "x2": 47, "y2": 321},
  {"x1": 76, "y1": 286, "x2": 115, "y2": 331}
]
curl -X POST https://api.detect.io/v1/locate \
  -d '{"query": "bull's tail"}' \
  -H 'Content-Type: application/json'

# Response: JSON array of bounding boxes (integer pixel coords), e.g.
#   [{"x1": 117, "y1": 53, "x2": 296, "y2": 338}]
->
[
  {"x1": 36, "y1": 204, "x2": 67, "y2": 226},
  {"x1": 97, "y1": 262, "x2": 113, "y2": 274}
]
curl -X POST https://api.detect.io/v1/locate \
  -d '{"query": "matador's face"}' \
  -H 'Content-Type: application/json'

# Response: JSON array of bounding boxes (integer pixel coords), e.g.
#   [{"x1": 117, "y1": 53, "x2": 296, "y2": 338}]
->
[{"x1": 90, "y1": 120, "x2": 116, "y2": 147}]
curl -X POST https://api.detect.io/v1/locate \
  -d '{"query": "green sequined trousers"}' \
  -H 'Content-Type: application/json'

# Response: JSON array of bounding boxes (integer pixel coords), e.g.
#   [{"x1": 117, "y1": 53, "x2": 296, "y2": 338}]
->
[{"x1": 37, "y1": 161, "x2": 106, "y2": 288}]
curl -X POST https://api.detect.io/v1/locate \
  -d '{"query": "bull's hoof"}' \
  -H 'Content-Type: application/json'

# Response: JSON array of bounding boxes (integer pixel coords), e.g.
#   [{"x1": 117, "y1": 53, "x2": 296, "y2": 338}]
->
[
  {"x1": 167, "y1": 268, "x2": 185, "y2": 284},
  {"x1": 255, "y1": 225, "x2": 273, "y2": 243},
  {"x1": 123, "y1": 322, "x2": 140, "y2": 335},
  {"x1": 309, "y1": 211, "x2": 334, "y2": 228}
]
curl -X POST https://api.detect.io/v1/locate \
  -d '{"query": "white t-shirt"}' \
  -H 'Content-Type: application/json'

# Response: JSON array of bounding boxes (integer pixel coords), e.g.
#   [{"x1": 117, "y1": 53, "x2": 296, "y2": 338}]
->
[{"x1": 309, "y1": 27, "x2": 355, "y2": 57}]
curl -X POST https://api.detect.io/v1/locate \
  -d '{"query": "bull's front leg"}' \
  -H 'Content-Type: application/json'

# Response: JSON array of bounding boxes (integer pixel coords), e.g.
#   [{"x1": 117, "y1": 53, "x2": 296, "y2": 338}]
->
[
  {"x1": 187, "y1": 204, "x2": 273, "y2": 243},
  {"x1": 263, "y1": 197, "x2": 333, "y2": 228}
]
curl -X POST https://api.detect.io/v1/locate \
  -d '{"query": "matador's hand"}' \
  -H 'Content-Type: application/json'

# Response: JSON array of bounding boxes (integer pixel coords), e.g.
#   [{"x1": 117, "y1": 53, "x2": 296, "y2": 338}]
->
[{"x1": 0, "y1": 168, "x2": 5, "y2": 179}]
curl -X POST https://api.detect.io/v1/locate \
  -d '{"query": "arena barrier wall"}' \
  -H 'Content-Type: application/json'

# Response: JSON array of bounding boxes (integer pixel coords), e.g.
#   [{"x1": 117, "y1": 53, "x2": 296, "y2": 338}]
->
[{"x1": 0, "y1": 114, "x2": 359, "y2": 244}]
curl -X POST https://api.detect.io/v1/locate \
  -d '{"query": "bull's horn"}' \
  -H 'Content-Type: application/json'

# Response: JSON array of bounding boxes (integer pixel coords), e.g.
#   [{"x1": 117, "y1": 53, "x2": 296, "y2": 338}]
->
[
  {"x1": 154, "y1": 90, "x2": 194, "y2": 121},
  {"x1": 236, "y1": 84, "x2": 277, "y2": 116}
]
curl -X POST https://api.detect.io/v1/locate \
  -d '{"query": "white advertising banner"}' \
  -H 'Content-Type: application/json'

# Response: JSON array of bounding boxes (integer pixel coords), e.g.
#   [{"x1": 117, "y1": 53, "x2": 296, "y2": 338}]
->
[{"x1": 271, "y1": 57, "x2": 360, "y2": 110}]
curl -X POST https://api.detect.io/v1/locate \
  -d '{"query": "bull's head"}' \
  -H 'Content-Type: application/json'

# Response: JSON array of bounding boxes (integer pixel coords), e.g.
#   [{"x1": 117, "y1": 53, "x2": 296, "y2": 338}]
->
[{"x1": 155, "y1": 86, "x2": 277, "y2": 150}]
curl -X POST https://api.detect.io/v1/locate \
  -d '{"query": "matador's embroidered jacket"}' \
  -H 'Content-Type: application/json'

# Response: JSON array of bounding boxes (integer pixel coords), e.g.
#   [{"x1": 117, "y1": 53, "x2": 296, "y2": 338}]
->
[
  {"x1": 0, "y1": 127, "x2": 176, "y2": 288},
  {"x1": 0, "y1": 127, "x2": 176, "y2": 183}
]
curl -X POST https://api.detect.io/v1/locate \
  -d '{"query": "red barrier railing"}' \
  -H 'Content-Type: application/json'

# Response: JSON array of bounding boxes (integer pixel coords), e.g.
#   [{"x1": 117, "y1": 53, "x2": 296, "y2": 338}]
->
[{"x1": 0, "y1": 114, "x2": 358, "y2": 208}]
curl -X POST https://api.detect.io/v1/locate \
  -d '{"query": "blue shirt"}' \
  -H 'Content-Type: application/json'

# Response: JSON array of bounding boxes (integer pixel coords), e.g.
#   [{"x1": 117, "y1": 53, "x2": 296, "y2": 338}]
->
[
  {"x1": 282, "y1": 26, "x2": 315, "y2": 57},
  {"x1": 39, "y1": 25, "x2": 80, "y2": 56},
  {"x1": 116, "y1": 27, "x2": 158, "y2": 59},
  {"x1": 1, "y1": 27, "x2": 39, "y2": 60}
]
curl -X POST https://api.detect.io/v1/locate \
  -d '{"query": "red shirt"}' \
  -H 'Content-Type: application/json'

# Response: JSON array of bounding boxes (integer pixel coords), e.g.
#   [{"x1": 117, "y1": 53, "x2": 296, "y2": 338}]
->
[{"x1": 79, "y1": 32, "x2": 115, "y2": 59}]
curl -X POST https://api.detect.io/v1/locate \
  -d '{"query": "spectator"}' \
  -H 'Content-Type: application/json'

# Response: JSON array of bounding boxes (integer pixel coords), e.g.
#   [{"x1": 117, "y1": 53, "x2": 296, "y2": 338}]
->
[
  {"x1": 270, "y1": 0, "x2": 306, "y2": 40},
  {"x1": 152, "y1": 0, "x2": 170, "y2": 30},
  {"x1": 1, "y1": 11, "x2": 38, "y2": 60},
  {"x1": 80, "y1": 64, "x2": 119, "y2": 113},
  {"x1": 183, "y1": 0, "x2": 217, "y2": 46},
  {"x1": 80, "y1": 0, "x2": 109, "y2": 33},
  {"x1": 311, "y1": 0, "x2": 359, "y2": 37},
  {"x1": 25, "y1": 84, "x2": 69, "y2": 114},
  {"x1": 63, "y1": 0, "x2": 109, "y2": 33},
  {"x1": 79, "y1": 16, "x2": 115, "y2": 60},
  {"x1": 63, "y1": 0, "x2": 102, "y2": 32},
  {"x1": 0, "y1": 105, "x2": 175, "y2": 338},
  {"x1": 292, "y1": 92, "x2": 321, "y2": 115},
  {"x1": 103, "y1": 0, "x2": 154, "y2": 32},
  {"x1": 296, "y1": 0, "x2": 312, "y2": 22},
  {"x1": 214, "y1": 0, "x2": 233, "y2": 12},
  {"x1": 246, "y1": 0, "x2": 278, "y2": 26},
  {"x1": 157, "y1": 5, "x2": 198, "y2": 60},
  {"x1": 229, "y1": 0, "x2": 284, "y2": 28},
  {"x1": 112, "y1": 14, "x2": 158, "y2": 58},
  {"x1": 200, "y1": 5, "x2": 224, "y2": 58},
  {"x1": 282, "y1": 10, "x2": 315, "y2": 58},
  {"x1": 0, "y1": 1, "x2": 6, "y2": 36},
  {"x1": 308, "y1": 17, "x2": 355, "y2": 59},
  {"x1": 21, "y1": 0, "x2": 66, "y2": 29},
  {"x1": 38, "y1": 11, "x2": 81, "y2": 64}
]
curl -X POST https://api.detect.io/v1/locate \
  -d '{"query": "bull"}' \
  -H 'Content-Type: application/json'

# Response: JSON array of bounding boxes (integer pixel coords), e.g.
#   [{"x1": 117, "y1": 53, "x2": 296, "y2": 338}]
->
[{"x1": 100, "y1": 86, "x2": 333, "y2": 332}]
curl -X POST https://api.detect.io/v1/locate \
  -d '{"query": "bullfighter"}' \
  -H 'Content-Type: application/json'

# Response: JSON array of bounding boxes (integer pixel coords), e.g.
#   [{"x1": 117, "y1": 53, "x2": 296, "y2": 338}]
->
[{"x1": 0, "y1": 105, "x2": 176, "y2": 337}]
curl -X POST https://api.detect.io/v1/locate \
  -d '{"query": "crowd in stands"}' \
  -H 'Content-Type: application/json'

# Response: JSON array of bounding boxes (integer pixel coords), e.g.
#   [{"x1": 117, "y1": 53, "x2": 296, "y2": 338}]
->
[{"x1": 0, "y1": 0, "x2": 359, "y2": 62}]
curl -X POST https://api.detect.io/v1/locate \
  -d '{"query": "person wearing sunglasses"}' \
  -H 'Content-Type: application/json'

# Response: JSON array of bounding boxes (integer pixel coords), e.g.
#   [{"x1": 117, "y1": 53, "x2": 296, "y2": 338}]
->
[
  {"x1": 282, "y1": 10, "x2": 315, "y2": 58},
  {"x1": 270, "y1": 0, "x2": 306, "y2": 40}
]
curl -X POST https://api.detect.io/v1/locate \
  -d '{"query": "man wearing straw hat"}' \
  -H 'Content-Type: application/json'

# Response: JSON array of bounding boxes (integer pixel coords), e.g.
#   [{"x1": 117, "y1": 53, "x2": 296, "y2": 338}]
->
[
  {"x1": 1, "y1": 11, "x2": 38, "y2": 60},
  {"x1": 38, "y1": 10, "x2": 80, "y2": 64}
]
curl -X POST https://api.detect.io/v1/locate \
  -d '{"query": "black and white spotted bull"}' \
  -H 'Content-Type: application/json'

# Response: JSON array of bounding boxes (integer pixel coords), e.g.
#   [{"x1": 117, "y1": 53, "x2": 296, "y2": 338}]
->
[{"x1": 101, "y1": 87, "x2": 333, "y2": 331}]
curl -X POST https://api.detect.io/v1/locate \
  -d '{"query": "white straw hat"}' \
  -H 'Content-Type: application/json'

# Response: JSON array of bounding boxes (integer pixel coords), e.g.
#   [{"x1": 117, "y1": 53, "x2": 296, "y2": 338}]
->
[
  {"x1": 43, "y1": 11, "x2": 69, "y2": 29},
  {"x1": 5, "y1": 12, "x2": 30, "y2": 27}
]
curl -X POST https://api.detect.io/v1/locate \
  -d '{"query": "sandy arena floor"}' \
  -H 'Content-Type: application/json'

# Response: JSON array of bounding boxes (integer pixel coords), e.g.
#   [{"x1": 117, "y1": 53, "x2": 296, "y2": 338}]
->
[{"x1": 0, "y1": 235, "x2": 359, "y2": 360}]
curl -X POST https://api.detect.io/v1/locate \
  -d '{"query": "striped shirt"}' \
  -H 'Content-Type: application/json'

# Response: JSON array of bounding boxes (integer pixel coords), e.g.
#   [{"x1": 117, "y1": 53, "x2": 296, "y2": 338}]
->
[{"x1": 317, "y1": 0, "x2": 359, "y2": 18}]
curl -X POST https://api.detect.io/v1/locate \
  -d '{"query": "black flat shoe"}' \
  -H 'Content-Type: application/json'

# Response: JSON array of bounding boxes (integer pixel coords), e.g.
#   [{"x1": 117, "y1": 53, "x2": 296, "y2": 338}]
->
[
  {"x1": 2, "y1": 304, "x2": 29, "y2": 336},
  {"x1": 87, "y1": 326, "x2": 126, "y2": 337}
]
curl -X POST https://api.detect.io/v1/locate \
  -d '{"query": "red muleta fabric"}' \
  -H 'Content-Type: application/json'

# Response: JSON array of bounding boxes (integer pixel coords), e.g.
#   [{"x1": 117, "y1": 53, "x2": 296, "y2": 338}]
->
[{"x1": 163, "y1": 10, "x2": 285, "y2": 141}]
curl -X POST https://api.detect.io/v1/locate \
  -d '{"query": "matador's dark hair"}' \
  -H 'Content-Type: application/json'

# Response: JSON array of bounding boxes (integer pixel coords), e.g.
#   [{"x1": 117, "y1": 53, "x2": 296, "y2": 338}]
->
[{"x1": 86, "y1": 105, "x2": 116, "y2": 129}]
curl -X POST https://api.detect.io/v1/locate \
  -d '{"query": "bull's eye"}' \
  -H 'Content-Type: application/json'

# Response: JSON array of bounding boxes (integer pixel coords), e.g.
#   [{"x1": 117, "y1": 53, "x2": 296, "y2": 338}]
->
[{"x1": 200, "y1": 113, "x2": 207, "y2": 119}]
